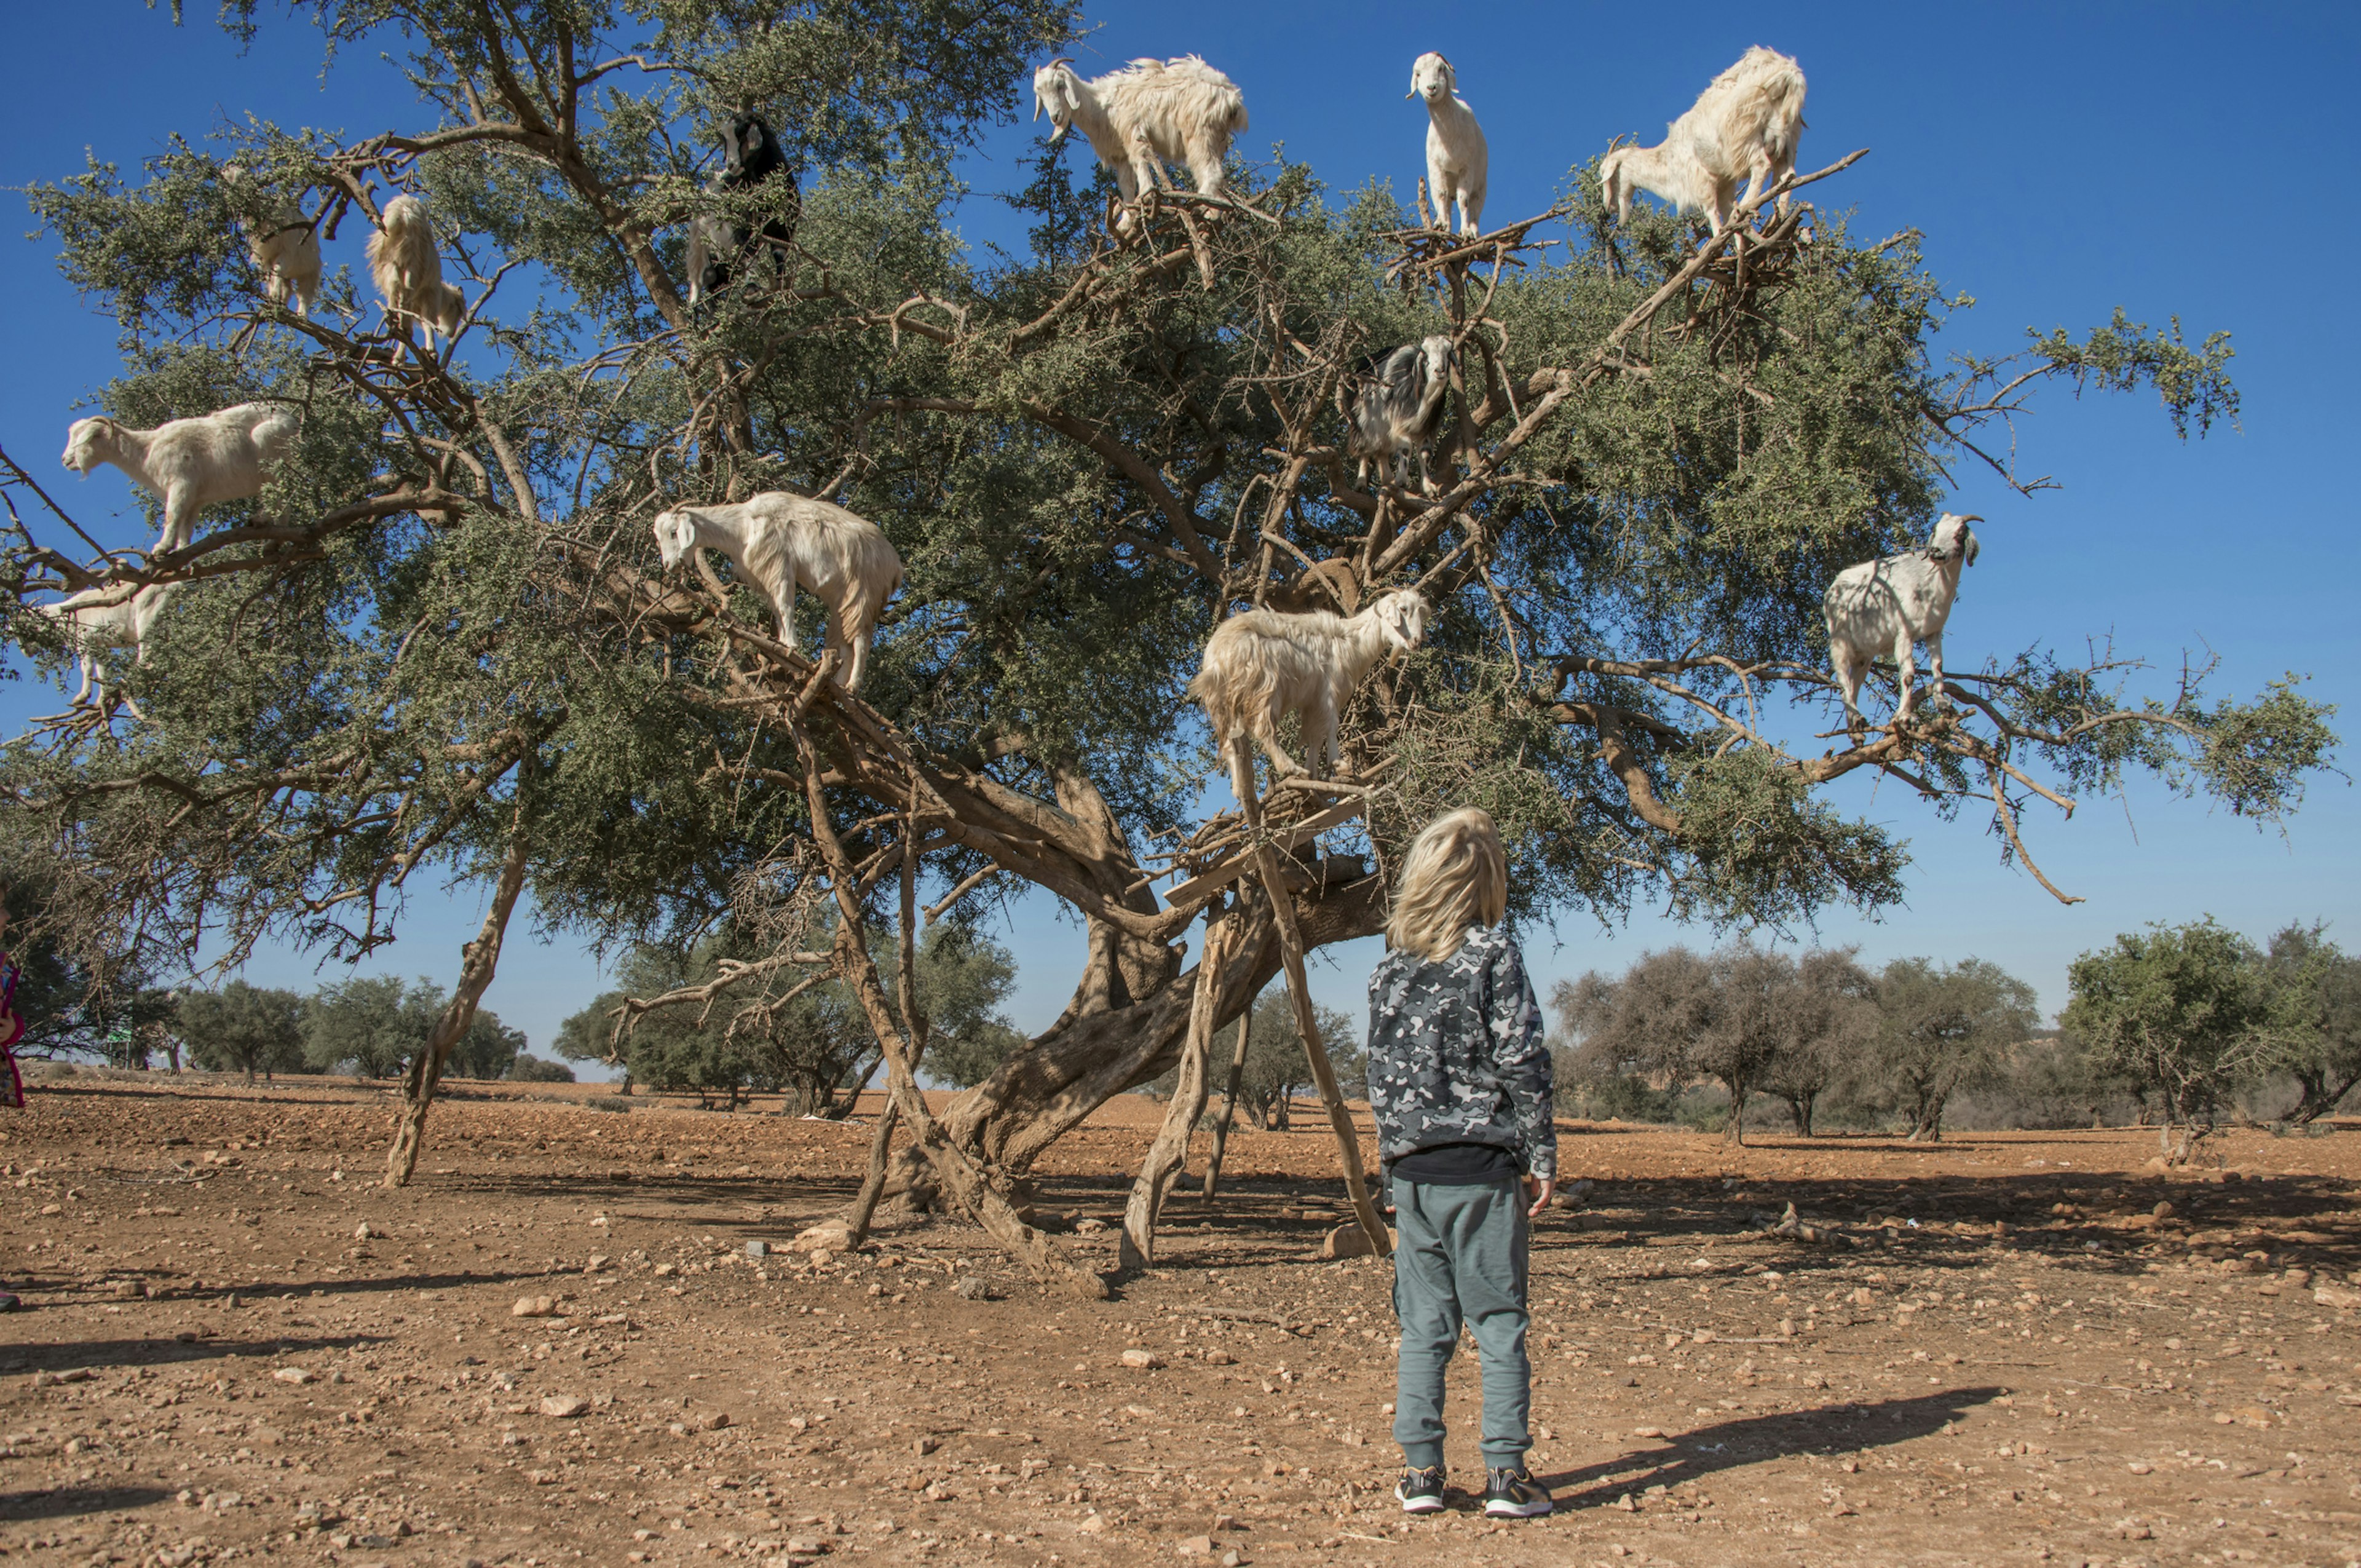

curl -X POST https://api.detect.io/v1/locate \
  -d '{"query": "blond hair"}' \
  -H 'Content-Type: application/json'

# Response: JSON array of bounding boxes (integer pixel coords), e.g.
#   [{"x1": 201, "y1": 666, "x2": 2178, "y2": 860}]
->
[{"x1": 1385, "y1": 807, "x2": 1507, "y2": 962}]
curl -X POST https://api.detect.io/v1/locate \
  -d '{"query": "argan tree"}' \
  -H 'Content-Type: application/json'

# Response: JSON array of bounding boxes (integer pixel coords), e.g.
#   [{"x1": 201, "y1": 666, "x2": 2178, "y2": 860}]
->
[
  {"x1": 2062, "y1": 918, "x2": 2277, "y2": 1163},
  {"x1": 1859, "y1": 956, "x2": 2040, "y2": 1142},
  {"x1": 0, "y1": 2, "x2": 2336, "y2": 1281}
]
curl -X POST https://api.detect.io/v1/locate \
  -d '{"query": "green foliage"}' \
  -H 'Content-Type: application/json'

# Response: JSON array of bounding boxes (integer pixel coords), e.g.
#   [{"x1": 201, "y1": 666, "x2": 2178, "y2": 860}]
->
[
  {"x1": 178, "y1": 980, "x2": 306, "y2": 1082},
  {"x1": 2256, "y1": 924, "x2": 2361, "y2": 1124},
  {"x1": 303, "y1": 975, "x2": 440, "y2": 1078},
  {"x1": 508, "y1": 1053, "x2": 575, "y2": 1083},
  {"x1": 2025, "y1": 309, "x2": 2240, "y2": 440},
  {"x1": 449, "y1": 1008, "x2": 528, "y2": 1080},
  {"x1": 1193, "y1": 987, "x2": 1356, "y2": 1131},
  {"x1": 910, "y1": 924, "x2": 1027, "y2": 1089},
  {"x1": 1854, "y1": 957, "x2": 2039, "y2": 1141},
  {"x1": 552, "y1": 919, "x2": 1019, "y2": 1105},
  {"x1": 2062, "y1": 918, "x2": 2276, "y2": 1158}
]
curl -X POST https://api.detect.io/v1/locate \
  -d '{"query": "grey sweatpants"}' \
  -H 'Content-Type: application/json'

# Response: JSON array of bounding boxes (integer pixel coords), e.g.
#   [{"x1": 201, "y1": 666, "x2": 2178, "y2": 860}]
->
[{"x1": 1389, "y1": 1176, "x2": 1532, "y2": 1470}]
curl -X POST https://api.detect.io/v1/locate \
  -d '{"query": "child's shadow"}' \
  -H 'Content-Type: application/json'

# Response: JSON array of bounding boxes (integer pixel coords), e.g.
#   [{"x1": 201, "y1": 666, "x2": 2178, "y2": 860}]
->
[{"x1": 1537, "y1": 1385, "x2": 2004, "y2": 1508}]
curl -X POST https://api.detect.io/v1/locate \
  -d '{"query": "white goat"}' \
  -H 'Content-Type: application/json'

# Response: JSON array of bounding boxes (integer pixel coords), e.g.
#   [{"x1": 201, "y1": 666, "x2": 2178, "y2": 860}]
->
[
  {"x1": 1031, "y1": 55, "x2": 1248, "y2": 221},
  {"x1": 1822, "y1": 512, "x2": 1982, "y2": 734},
  {"x1": 1342, "y1": 336, "x2": 1457, "y2": 493},
  {"x1": 650, "y1": 492, "x2": 903, "y2": 692},
  {"x1": 61, "y1": 403, "x2": 299, "y2": 556},
  {"x1": 30, "y1": 581, "x2": 183, "y2": 712},
  {"x1": 1599, "y1": 45, "x2": 1807, "y2": 234},
  {"x1": 1188, "y1": 588, "x2": 1429, "y2": 794},
  {"x1": 366, "y1": 194, "x2": 465, "y2": 343},
  {"x1": 223, "y1": 166, "x2": 321, "y2": 316},
  {"x1": 1409, "y1": 52, "x2": 1486, "y2": 239}
]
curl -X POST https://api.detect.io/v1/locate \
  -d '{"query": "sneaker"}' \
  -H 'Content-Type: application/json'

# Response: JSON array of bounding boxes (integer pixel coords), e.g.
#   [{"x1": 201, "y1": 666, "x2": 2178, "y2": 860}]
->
[
  {"x1": 1481, "y1": 1465, "x2": 1552, "y2": 1518},
  {"x1": 1394, "y1": 1463, "x2": 1445, "y2": 1514}
]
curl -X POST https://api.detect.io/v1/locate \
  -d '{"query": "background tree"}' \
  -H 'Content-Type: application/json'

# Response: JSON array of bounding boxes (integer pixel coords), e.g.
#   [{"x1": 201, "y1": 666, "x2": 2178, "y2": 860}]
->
[
  {"x1": 2062, "y1": 918, "x2": 2275, "y2": 1163},
  {"x1": 1858, "y1": 957, "x2": 2040, "y2": 1141},
  {"x1": 905, "y1": 924, "x2": 1027, "y2": 1090},
  {"x1": 1760, "y1": 948, "x2": 1877, "y2": 1135},
  {"x1": 508, "y1": 1053, "x2": 575, "y2": 1083},
  {"x1": 177, "y1": 980, "x2": 305, "y2": 1082},
  {"x1": 303, "y1": 975, "x2": 438, "y2": 1079},
  {"x1": 446, "y1": 1007, "x2": 527, "y2": 1080},
  {"x1": 1195, "y1": 987, "x2": 1356, "y2": 1131},
  {"x1": 0, "y1": 0, "x2": 2336, "y2": 1267},
  {"x1": 1559, "y1": 946, "x2": 1772, "y2": 1145},
  {"x1": 552, "y1": 922, "x2": 1016, "y2": 1107},
  {"x1": 2257, "y1": 924, "x2": 2361, "y2": 1125}
]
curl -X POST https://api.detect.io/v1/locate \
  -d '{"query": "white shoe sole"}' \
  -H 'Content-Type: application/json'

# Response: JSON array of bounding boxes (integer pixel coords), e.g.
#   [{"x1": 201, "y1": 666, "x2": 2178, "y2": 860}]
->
[{"x1": 1483, "y1": 1497, "x2": 1553, "y2": 1518}]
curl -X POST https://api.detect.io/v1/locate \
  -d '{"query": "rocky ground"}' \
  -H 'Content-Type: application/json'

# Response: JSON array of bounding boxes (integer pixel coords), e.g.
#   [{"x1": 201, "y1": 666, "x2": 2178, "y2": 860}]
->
[{"x1": 2, "y1": 1075, "x2": 2359, "y2": 1568}]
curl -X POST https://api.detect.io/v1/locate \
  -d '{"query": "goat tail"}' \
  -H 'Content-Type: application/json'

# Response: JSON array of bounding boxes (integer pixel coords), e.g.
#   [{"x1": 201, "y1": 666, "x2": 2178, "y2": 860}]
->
[{"x1": 1189, "y1": 629, "x2": 1279, "y2": 751}]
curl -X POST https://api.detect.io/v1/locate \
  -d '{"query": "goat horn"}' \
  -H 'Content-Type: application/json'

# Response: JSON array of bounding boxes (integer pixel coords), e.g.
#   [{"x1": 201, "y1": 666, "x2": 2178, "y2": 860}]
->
[
  {"x1": 1046, "y1": 56, "x2": 1074, "y2": 69},
  {"x1": 1955, "y1": 513, "x2": 1983, "y2": 524}
]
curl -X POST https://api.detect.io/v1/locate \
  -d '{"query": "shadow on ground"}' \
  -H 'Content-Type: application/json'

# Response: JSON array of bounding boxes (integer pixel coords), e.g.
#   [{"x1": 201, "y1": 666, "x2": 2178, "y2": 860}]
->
[{"x1": 1538, "y1": 1387, "x2": 2005, "y2": 1508}]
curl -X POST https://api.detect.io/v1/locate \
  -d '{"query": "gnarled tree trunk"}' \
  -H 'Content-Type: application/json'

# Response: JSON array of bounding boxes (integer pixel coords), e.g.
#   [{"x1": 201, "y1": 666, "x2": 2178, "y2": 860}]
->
[{"x1": 384, "y1": 826, "x2": 531, "y2": 1189}]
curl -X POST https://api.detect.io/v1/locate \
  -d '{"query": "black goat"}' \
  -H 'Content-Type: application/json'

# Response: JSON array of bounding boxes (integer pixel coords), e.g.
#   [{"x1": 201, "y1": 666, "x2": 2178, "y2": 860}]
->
[{"x1": 686, "y1": 112, "x2": 801, "y2": 306}]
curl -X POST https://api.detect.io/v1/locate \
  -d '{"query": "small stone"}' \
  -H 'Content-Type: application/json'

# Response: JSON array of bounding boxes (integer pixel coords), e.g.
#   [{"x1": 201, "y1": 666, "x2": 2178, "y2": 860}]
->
[
  {"x1": 698, "y1": 1410, "x2": 732, "y2": 1431},
  {"x1": 912, "y1": 1436, "x2": 939, "y2": 1455},
  {"x1": 1614, "y1": 1492, "x2": 1637, "y2": 1511},
  {"x1": 1074, "y1": 1218, "x2": 1110, "y2": 1235},
  {"x1": 954, "y1": 1276, "x2": 997, "y2": 1301},
  {"x1": 512, "y1": 1294, "x2": 558, "y2": 1318},
  {"x1": 2314, "y1": 1283, "x2": 2361, "y2": 1309},
  {"x1": 540, "y1": 1395, "x2": 590, "y2": 1419},
  {"x1": 1631, "y1": 1426, "x2": 1664, "y2": 1439},
  {"x1": 353, "y1": 1222, "x2": 378, "y2": 1241},
  {"x1": 1177, "y1": 1535, "x2": 1214, "y2": 1558},
  {"x1": 1078, "y1": 1513, "x2": 1109, "y2": 1533},
  {"x1": 1121, "y1": 1348, "x2": 1165, "y2": 1370},
  {"x1": 272, "y1": 1368, "x2": 313, "y2": 1385},
  {"x1": 783, "y1": 1537, "x2": 825, "y2": 1556},
  {"x1": 652, "y1": 1262, "x2": 676, "y2": 1278},
  {"x1": 746, "y1": 1240, "x2": 769, "y2": 1260},
  {"x1": 1201, "y1": 1350, "x2": 1233, "y2": 1366}
]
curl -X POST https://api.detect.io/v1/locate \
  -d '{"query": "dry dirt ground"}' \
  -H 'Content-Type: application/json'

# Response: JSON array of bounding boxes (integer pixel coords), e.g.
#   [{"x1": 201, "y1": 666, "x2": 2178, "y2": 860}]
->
[{"x1": 4, "y1": 1077, "x2": 2360, "y2": 1568}]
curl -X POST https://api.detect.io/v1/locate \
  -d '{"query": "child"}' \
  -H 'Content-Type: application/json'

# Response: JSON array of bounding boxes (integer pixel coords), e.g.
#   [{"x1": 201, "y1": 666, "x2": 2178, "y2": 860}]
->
[{"x1": 1364, "y1": 807, "x2": 1554, "y2": 1518}]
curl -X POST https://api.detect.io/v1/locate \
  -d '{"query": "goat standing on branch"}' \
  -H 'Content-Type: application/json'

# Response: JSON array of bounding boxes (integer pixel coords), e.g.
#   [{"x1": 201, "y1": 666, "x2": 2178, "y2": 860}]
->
[
  {"x1": 1409, "y1": 52, "x2": 1487, "y2": 239},
  {"x1": 686, "y1": 111, "x2": 801, "y2": 306},
  {"x1": 1599, "y1": 45, "x2": 1806, "y2": 234},
  {"x1": 1031, "y1": 55, "x2": 1248, "y2": 225},
  {"x1": 1343, "y1": 336, "x2": 1458, "y2": 494},
  {"x1": 366, "y1": 194, "x2": 465, "y2": 345},
  {"x1": 651, "y1": 493, "x2": 903, "y2": 692},
  {"x1": 1189, "y1": 588, "x2": 1429, "y2": 799},
  {"x1": 28, "y1": 580, "x2": 182, "y2": 714},
  {"x1": 60, "y1": 403, "x2": 298, "y2": 556},
  {"x1": 1824, "y1": 512, "x2": 1982, "y2": 735},
  {"x1": 221, "y1": 165, "x2": 320, "y2": 317}
]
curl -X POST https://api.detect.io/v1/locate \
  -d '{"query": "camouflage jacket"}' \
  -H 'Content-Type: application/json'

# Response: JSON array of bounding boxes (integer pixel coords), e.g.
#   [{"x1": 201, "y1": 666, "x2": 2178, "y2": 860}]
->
[{"x1": 1364, "y1": 925, "x2": 1557, "y2": 1181}]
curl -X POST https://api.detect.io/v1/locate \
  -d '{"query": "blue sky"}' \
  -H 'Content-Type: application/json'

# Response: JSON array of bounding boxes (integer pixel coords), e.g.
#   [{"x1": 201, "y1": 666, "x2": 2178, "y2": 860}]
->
[{"x1": 2, "y1": 4, "x2": 2355, "y2": 1066}]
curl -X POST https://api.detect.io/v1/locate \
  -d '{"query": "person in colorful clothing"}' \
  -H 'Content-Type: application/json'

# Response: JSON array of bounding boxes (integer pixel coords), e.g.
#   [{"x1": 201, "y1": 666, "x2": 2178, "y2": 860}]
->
[{"x1": 1364, "y1": 807, "x2": 1556, "y2": 1519}]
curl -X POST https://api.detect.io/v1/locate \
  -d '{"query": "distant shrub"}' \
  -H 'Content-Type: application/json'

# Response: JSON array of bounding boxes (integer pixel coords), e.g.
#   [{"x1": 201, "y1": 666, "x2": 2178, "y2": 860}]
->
[{"x1": 508, "y1": 1054, "x2": 575, "y2": 1083}]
